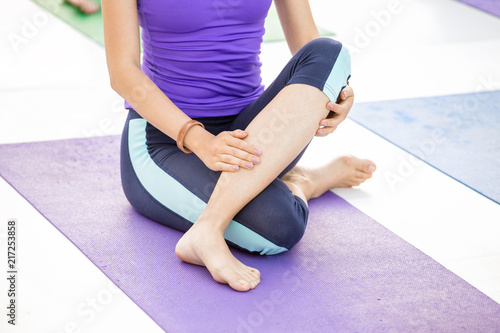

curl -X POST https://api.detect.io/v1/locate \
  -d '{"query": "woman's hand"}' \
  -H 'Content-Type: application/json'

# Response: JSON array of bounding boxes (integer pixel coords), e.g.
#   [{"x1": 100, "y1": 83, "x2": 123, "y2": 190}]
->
[
  {"x1": 315, "y1": 85, "x2": 354, "y2": 137},
  {"x1": 191, "y1": 129, "x2": 262, "y2": 172}
]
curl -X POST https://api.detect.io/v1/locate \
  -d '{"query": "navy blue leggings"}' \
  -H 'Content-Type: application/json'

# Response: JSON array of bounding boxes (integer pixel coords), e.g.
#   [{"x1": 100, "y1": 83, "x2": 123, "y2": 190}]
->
[{"x1": 121, "y1": 38, "x2": 351, "y2": 255}]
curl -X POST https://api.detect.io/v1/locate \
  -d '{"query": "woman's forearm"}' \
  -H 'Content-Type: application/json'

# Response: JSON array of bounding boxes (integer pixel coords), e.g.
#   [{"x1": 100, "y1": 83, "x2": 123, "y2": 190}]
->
[
  {"x1": 109, "y1": 64, "x2": 212, "y2": 151},
  {"x1": 102, "y1": 0, "x2": 197, "y2": 146},
  {"x1": 102, "y1": 0, "x2": 220, "y2": 160}
]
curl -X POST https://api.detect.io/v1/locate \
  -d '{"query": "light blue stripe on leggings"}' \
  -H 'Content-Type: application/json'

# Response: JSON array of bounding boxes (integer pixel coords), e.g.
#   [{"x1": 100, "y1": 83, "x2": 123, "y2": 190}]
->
[
  {"x1": 323, "y1": 45, "x2": 351, "y2": 102},
  {"x1": 128, "y1": 118, "x2": 287, "y2": 255}
]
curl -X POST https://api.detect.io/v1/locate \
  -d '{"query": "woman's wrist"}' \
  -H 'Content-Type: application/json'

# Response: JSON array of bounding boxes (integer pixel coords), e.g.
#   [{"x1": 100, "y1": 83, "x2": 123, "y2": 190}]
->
[{"x1": 183, "y1": 124, "x2": 212, "y2": 154}]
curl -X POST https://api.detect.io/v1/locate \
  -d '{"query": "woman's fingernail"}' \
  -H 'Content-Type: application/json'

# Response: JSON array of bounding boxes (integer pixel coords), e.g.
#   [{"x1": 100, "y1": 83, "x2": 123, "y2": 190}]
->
[
  {"x1": 321, "y1": 121, "x2": 328, "y2": 126},
  {"x1": 317, "y1": 130, "x2": 324, "y2": 135},
  {"x1": 254, "y1": 149, "x2": 262, "y2": 156},
  {"x1": 368, "y1": 164, "x2": 376, "y2": 172},
  {"x1": 327, "y1": 102, "x2": 335, "y2": 109},
  {"x1": 343, "y1": 91, "x2": 347, "y2": 99},
  {"x1": 240, "y1": 131, "x2": 247, "y2": 135},
  {"x1": 245, "y1": 162, "x2": 254, "y2": 169},
  {"x1": 232, "y1": 165, "x2": 239, "y2": 171},
  {"x1": 252, "y1": 157, "x2": 260, "y2": 164}
]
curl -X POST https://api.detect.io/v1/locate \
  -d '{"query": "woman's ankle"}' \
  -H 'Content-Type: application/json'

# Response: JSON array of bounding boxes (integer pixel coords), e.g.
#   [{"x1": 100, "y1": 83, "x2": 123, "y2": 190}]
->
[{"x1": 193, "y1": 213, "x2": 231, "y2": 234}]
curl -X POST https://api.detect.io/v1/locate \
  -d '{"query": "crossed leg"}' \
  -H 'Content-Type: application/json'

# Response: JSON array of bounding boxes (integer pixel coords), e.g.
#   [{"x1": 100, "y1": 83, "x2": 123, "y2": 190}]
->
[{"x1": 175, "y1": 83, "x2": 375, "y2": 291}]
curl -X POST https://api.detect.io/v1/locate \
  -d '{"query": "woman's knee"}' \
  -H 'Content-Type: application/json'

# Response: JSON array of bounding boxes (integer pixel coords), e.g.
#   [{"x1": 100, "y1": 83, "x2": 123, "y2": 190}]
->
[
  {"x1": 305, "y1": 37, "x2": 342, "y2": 52},
  {"x1": 270, "y1": 207, "x2": 308, "y2": 252},
  {"x1": 289, "y1": 38, "x2": 351, "y2": 103},
  {"x1": 233, "y1": 187, "x2": 308, "y2": 254},
  {"x1": 300, "y1": 37, "x2": 347, "y2": 64},
  {"x1": 299, "y1": 38, "x2": 351, "y2": 102}
]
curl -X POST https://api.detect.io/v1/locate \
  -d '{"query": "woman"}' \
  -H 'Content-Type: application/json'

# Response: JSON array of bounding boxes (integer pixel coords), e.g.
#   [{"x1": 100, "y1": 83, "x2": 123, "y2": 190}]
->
[{"x1": 102, "y1": 0, "x2": 376, "y2": 292}]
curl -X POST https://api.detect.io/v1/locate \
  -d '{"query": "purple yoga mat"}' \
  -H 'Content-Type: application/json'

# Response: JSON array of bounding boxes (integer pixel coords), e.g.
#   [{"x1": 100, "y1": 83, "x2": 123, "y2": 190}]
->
[
  {"x1": 1, "y1": 136, "x2": 499, "y2": 332},
  {"x1": 458, "y1": 0, "x2": 500, "y2": 17}
]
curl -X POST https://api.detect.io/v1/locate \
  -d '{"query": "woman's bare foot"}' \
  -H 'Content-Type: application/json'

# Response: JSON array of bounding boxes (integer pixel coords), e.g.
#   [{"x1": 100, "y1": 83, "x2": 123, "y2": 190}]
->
[
  {"x1": 175, "y1": 221, "x2": 261, "y2": 292},
  {"x1": 65, "y1": 0, "x2": 100, "y2": 14},
  {"x1": 282, "y1": 155, "x2": 376, "y2": 200}
]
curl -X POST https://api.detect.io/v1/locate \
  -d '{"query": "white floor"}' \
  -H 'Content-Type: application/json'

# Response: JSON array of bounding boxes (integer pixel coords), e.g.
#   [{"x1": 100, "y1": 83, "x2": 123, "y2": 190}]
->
[{"x1": 1, "y1": 0, "x2": 499, "y2": 331}]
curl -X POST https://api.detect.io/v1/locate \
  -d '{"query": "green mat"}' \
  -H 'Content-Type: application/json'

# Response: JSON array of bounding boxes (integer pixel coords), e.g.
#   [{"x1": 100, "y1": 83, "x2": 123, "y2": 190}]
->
[
  {"x1": 31, "y1": 0, "x2": 104, "y2": 45},
  {"x1": 31, "y1": 0, "x2": 334, "y2": 45}
]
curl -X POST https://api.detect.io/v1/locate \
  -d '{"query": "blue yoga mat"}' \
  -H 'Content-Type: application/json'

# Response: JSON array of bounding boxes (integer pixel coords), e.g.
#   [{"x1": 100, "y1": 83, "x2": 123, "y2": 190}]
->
[
  {"x1": 349, "y1": 90, "x2": 500, "y2": 204},
  {"x1": 0, "y1": 136, "x2": 499, "y2": 331}
]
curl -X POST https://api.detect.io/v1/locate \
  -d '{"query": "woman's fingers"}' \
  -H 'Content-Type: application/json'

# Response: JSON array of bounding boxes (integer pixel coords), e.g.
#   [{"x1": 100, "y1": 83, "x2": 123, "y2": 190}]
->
[
  {"x1": 326, "y1": 98, "x2": 353, "y2": 117},
  {"x1": 229, "y1": 129, "x2": 248, "y2": 139},
  {"x1": 220, "y1": 153, "x2": 257, "y2": 170},
  {"x1": 213, "y1": 161, "x2": 241, "y2": 172},
  {"x1": 315, "y1": 123, "x2": 337, "y2": 137},
  {"x1": 211, "y1": 152, "x2": 258, "y2": 172},
  {"x1": 317, "y1": 85, "x2": 355, "y2": 137},
  {"x1": 316, "y1": 113, "x2": 345, "y2": 136},
  {"x1": 226, "y1": 130, "x2": 262, "y2": 157},
  {"x1": 207, "y1": 130, "x2": 261, "y2": 171},
  {"x1": 220, "y1": 145, "x2": 260, "y2": 169},
  {"x1": 326, "y1": 86, "x2": 354, "y2": 116},
  {"x1": 339, "y1": 85, "x2": 354, "y2": 101}
]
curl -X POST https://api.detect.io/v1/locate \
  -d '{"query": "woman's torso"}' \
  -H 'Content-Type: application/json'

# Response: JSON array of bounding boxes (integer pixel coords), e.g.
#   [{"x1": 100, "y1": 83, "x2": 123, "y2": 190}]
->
[{"x1": 124, "y1": 0, "x2": 273, "y2": 118}]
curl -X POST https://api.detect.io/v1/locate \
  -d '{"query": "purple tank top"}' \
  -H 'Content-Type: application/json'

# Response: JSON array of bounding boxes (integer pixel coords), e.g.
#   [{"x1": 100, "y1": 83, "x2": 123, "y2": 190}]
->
[{"x1": 124, "y1": 0, "x2": 273, "y2": 118}]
